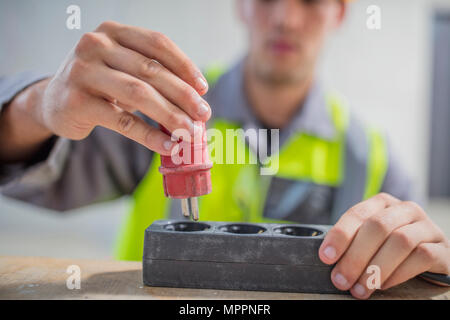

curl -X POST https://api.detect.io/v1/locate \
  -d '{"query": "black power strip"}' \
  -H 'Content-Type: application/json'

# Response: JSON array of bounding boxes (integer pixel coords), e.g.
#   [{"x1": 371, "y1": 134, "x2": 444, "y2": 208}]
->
[{"x1": 143, "y1": 220, "x2": 342, "y2": 294}]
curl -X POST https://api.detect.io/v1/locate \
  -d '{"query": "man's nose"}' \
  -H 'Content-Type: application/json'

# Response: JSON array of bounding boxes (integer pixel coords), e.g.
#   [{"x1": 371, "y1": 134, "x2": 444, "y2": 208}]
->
[{"x1": 273, "y1": 0, "x2": 306, "y2": 31}]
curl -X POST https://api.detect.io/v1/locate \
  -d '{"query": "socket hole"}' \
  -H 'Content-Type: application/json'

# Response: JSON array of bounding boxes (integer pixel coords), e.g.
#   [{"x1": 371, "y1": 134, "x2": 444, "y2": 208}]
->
[
  {"x1": 218, "y1": 224, "x2": 266, "y2": 234},
  {"x1": 164, "y1": 222, "x2": 210, "y2": 232},
  {"x1": 273, "y1": 226, "x2": 323, "y2": 237}
]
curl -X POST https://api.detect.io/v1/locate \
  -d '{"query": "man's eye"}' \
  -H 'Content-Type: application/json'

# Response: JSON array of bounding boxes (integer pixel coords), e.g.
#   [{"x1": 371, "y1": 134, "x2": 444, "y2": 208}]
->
[
  {"x1": 301, "y1": 0, "x2": 326, "y2": 5},
  {"x1": 257, "y1": 0, "x2": 328, "y2": 6},
  {"x1": 258, "y1": 0, "x2": 327, "y2": 5}
]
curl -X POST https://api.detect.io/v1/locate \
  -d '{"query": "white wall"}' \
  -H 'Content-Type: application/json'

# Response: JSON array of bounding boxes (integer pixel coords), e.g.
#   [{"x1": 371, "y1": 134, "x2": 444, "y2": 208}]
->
[
  {"x1": 0, "y1": 0, "x2": 246, "y2": 75},
  {"x1": 1, "y1": 0, "x2": 449, "y2": 258}
]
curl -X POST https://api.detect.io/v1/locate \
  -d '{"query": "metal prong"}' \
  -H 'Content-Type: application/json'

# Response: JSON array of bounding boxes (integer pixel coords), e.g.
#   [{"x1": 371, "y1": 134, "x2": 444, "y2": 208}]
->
[
  {"x1": 181, "y1": 199, "x2": 190, "y2": 217},
  {"x1": 189, "y1": 197, "x2": 199, "y2": 221}
]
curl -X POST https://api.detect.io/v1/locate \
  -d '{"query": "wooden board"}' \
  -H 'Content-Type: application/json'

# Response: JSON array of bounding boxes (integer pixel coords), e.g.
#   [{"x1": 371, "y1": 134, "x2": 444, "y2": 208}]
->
[{"x1": 0, "y1": 256, "x2": 448, "y2": 300}]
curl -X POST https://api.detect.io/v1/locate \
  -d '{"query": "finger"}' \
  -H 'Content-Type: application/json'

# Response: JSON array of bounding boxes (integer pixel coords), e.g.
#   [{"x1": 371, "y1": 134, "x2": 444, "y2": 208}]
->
[
  {"x1": 319, "y1": 193, "x2": 401, "y2": 265},
  {"x1": 78, "y1": 62, "x2": 201, "y2": 142},
  {"x1": 383, "y1": 242, "x2": 450, "y2": 290},
  {"x1": 329, "y1": 201, "x2": 425, "y2": 291},
  {"x1": 73, "y1": 31, "x2": 116, "y2": 61},
  {"x1": 102, "y1": 44, "x2": 211, "y2": 121},
  {"x1": 94, "y1": 99, "x2": 178, "y2": 155},
  {"x1": 96, "y1": 21, "x2": 208, "y2": 95},
  {"x1": 349, "y1": 220, "x2": 442, "y2": 299}
]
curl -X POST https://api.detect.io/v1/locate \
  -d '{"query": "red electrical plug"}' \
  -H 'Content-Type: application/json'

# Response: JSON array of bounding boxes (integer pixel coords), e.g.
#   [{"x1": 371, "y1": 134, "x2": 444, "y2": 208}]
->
[{"x1": 158, "y1": 123, "x2": 212, "y2": 220}]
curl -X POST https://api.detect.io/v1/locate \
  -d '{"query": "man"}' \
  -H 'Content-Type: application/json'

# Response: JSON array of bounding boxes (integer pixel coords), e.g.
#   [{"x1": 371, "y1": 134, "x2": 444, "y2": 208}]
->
[{"x1": 0, "y1": 0, "x2": 448, "y2": 299}]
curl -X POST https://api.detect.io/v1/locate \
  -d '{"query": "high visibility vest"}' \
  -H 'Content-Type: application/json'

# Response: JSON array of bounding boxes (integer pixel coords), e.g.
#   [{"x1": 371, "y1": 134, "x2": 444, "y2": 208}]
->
[{"x1": 114, "y1": 71, "x2": 388, "y2": 261}]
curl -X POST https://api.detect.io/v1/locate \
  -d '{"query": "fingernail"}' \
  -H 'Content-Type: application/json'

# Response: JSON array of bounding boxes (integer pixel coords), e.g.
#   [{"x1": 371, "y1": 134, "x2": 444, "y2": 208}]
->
[
  {"x1": 197, "y1": 101, "x2": 209, "y2": 116},
  {"x1": 323, "y1": 246, "x2": 337, "y2": 260},
  {"x1": 192, "y1": 92, "x2": 209, "y2": 116},
  {"x1": 196, "y1": 77, "x2": 208, "y2": 92},
  {"x1": 334, "y1": 273, "x2": 348, "y2": 287},
  {"x1": 353, "y1": 283, "x2": 366, "y2": 297},
  {"x1": 163, "y1": 140, "x2": 174, "y2": 151}
]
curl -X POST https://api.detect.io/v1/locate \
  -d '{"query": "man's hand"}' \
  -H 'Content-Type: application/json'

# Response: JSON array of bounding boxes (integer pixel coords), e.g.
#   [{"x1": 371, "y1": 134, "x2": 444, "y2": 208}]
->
[
  {"x1": 318, "y1": 193, "x2": 450, "y2": 299},
  {"x1": 0, "y1": 21, "x2": 210, "y2": 162}
]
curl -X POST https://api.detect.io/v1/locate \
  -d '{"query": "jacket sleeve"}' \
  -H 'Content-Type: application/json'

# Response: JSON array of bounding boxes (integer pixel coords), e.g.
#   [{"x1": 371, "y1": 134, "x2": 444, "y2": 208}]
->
[{"x1": 0, "y1": 73, "x2": 153, "y2": 211}]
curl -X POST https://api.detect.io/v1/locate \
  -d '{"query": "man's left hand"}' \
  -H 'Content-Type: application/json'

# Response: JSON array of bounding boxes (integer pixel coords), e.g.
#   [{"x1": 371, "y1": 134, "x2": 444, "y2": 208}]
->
[{"x1": 318, "y1": 193, "x2": 450, "y2": 299}]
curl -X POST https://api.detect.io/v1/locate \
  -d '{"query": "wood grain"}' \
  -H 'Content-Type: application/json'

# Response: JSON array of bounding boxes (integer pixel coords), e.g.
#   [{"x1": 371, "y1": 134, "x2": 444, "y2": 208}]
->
[{"x1": 0, "y1": 256, "x2": 448, "y2": 300}]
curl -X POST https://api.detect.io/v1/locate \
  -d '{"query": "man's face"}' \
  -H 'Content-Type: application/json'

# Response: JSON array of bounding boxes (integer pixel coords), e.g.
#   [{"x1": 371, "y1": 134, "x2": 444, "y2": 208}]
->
[{"x1": 239, "y1": 0, "x2": 345, "y2": 85}]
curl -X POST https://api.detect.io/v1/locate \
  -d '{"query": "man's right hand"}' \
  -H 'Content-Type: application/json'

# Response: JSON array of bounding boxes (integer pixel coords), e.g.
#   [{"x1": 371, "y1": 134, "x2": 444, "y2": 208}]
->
[{"x1": 0, "y1": 21, "x2": 211, "y2": 162}]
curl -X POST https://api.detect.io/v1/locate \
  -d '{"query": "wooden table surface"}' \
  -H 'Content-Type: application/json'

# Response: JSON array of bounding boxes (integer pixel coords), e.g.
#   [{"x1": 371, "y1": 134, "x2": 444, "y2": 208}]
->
[{"x1": 0, "y1": 256, "x2": 448, "y2": 300}]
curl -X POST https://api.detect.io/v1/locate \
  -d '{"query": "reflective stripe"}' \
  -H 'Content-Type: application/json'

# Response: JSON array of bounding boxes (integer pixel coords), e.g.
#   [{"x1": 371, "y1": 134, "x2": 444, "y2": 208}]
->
[{"x1": 364, "y1": 127, "x2": 388, "y2": 199}]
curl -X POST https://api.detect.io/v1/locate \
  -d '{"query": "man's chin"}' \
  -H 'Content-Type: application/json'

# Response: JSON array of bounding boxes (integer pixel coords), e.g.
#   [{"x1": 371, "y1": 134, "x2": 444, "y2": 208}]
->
[
  {"x1": 256, "y1": 64, "x2": 306, "y2": 85},
  {"x1": 256, "y1": 69, "x2": 302, "y2": 85},
  {"x1": 266, "y1": 55, "x2": 305, "y2": 73},
  {"x1": 248, "y1": 54, "x2": 310, "y2": 85}
]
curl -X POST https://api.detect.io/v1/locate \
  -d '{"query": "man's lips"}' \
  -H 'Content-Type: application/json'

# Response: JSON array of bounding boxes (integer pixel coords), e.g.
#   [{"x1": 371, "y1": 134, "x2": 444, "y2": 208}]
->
[{"x1": 268, "y1": 40, "x2": 298, "y2": 54}]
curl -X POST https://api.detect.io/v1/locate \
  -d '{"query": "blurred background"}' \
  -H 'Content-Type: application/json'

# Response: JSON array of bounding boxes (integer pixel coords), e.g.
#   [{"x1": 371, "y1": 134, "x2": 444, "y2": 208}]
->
[{"x1": 0, "y1": 0, "x2": 449, "y2": 259}]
